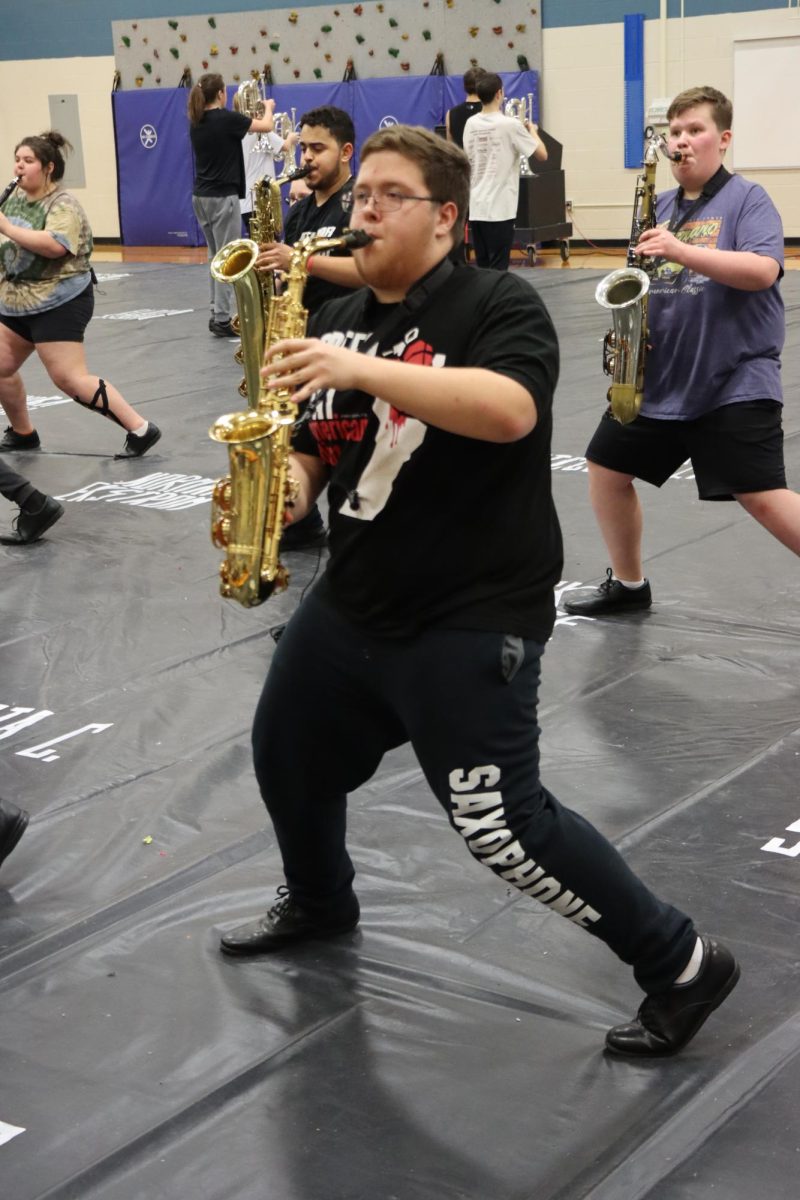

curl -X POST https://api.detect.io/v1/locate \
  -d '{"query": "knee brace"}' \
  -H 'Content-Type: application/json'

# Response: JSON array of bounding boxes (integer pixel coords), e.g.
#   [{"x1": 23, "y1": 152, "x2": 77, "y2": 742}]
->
[{"x1": 74, "y1": 379, "x2": 124, "y2": 428}]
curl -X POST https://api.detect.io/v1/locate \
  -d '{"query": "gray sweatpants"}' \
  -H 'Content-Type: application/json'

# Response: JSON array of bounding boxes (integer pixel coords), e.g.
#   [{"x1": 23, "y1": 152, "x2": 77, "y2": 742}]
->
[{"x1": 191, "y1": 193, "x2": 242, "y2": 323}]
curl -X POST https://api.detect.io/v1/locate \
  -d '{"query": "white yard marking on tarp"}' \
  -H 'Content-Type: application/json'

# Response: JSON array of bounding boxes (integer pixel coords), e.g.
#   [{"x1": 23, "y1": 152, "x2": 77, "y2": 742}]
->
[{"x1": 0, "y1": 1120, "x2": 25, "y2": 1147}]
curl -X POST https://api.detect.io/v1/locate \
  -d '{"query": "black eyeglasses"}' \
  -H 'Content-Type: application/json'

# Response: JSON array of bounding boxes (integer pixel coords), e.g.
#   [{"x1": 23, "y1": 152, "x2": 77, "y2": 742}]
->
[{"x1": 342, "y1": 189, "x2": 440, "y2": 214}]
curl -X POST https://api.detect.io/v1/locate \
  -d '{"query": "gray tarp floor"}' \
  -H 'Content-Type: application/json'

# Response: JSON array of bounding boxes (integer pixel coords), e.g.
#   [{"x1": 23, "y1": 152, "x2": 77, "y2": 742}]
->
[{"x1": 1, "y1": 262, "x2": 798, "y2": 1200}]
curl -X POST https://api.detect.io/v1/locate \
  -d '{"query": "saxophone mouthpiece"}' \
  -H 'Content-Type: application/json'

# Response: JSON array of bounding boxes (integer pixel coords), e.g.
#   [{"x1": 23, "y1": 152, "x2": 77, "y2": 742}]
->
[
  {"x1": 670, "y1": 150, "x2": 683, "y2": 163},
  {"x1": 343, "y1": 228, "x2": 374, "y2": 248},
  {"x1": 288, "y1": 165, "x2": 311, "y2": 182}
]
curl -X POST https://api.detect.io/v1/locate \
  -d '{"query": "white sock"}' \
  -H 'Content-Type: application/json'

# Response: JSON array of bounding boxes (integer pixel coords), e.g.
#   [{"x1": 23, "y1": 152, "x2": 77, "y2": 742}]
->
[
  {"x1": 130, "y1": 422, "x2": 149, "y2": 437},
  {"x1": 674, "y1": 936, "x2": 704, "y2": 985},
  {"x1": 615, "y1": 577, "x2": 646, "y2": 589}
]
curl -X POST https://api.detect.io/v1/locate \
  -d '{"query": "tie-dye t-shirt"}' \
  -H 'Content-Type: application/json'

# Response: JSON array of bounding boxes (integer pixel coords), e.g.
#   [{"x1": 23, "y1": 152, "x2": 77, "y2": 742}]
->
[{"x1": 0, "y1": 188, "x2": 93, "y2": 316}]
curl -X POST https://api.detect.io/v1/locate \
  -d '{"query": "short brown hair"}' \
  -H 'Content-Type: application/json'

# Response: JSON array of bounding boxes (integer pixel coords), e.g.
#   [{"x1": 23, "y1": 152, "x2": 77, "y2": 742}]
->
[
  {"x1": 463, "y1": 67, "x2": 486, "y2": 93},
  {"x1": 667, "y1": 86, "x2": 732, "y2": 132},
  {"x1": 476, "y1": 73, "x2": 503, "y2": 106},
  {"x1": 299, "y1": 105, "x2": 355, "y2": 148},
  {"x1": 359, "y1": 124, "x2": 470, "y2": 246}
]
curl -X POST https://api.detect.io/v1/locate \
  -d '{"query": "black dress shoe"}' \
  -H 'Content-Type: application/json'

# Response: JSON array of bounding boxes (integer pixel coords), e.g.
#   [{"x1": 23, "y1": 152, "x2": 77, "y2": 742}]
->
[
  {"x1": 13, "y1": 496, "x2": 64, "y2": 544},
  {"x1": 116, "y1": 422, "x2": 162, "y2": 459},
  {"x1": 220, "y1": 885, "x2": 359, "y2": 956},
  {"x1": 563, "y1": 568, "x2": 651, "y2": 616},
  {"x1": 0, "y1": 801, "x2": 29, "y2": 868},
  {"x1": 605, "y1": 936, "x2": 740, "y2": 1057}
]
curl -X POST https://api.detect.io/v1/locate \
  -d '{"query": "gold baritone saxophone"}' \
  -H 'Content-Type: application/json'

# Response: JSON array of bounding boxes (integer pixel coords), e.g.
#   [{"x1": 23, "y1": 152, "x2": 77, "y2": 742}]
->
[
  {"x1": 211, "y1": 165, "x2": 312, "y2": 396},
  {"x1": 595, "y1": 127, "x2": 681, "y2": 425},
  {"x1": 248, "y1": 164, "x2": 311, "y2": 275},
  {"x1": 208, "y1": 227, "x2": 373, "y2": 608}
]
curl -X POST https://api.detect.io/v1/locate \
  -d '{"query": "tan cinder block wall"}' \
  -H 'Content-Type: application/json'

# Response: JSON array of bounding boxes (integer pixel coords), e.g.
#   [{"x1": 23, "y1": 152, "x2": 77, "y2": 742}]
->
[
  {"x1": 542, "y1": 6, "x2": 800, "y2": 239},
  {"x1": 1, "y1": 8, "x2": 798, "y2": 242},
  {"x1": 0, "y1": 57, "x2": 120, "y2": 238}
]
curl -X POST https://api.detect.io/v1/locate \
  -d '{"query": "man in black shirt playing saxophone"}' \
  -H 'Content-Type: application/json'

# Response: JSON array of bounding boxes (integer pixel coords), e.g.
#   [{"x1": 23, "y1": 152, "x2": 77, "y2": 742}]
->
[{"x1": 220, "y1": 125, "x2": 740, "y2": 1061}]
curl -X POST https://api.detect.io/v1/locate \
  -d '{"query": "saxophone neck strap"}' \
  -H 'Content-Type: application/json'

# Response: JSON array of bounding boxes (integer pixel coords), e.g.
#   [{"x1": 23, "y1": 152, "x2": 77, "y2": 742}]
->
[
  {"x1": 667, "y1": 165, "x2": 732, "y2": 235},
  {"x1": 360, "y1": 255, "x2": 455, "y2": 355}
]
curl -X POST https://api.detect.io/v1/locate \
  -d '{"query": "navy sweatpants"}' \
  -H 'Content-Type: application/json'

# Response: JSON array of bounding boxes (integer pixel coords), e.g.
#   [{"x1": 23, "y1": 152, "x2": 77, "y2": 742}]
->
[{"x1": 251, "y1": 590, "x2": 695, "y2": 994}]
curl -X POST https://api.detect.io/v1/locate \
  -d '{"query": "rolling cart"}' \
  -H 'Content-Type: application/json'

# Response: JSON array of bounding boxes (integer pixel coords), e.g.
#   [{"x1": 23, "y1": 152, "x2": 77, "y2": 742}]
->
[{"x1": 513, "y1": 128, "x2": 572, "y2": 264}]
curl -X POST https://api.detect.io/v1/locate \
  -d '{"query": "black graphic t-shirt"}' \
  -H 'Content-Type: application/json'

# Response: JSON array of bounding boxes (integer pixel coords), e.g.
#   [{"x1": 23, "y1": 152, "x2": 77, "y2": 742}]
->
[
  {"x1": 294, "y1": 264, "x2": 563, "y2": 640},
  {"x1": 283, "y1": 181, "x2": 354, "y2": 312}
]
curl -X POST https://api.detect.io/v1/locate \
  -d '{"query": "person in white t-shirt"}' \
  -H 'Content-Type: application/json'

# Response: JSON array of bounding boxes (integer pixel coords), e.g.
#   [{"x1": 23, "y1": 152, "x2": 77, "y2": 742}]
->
[
  {"x1": 463, "y1": 72, "x2": 547, "y2": 270},
  {"x1": 240, "y1": 128, "x2": 299, "y2": 236}
]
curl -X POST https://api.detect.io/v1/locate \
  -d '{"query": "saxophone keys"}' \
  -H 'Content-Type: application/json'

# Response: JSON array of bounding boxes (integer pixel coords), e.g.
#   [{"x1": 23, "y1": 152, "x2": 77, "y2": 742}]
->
[
  {"x1": 211, "y1": 514, "x2": 230, "y2": 549},
  {"x1": 285, "y1": 474, "x2": 300, "y2": 505}
]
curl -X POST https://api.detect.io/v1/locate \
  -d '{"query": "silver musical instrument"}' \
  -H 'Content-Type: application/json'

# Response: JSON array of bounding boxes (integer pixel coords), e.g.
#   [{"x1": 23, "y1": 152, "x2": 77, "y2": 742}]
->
[
  {"x1": 503, "y1": 93, "x2": 536, "y2": 176},
  {"x1": 234, "y1": 74, "x2": 268, "y2": 151},
  {"x1": 272, "y1": 108, "x2": 298, "y2": 173},
  {"x1": 595, "y1": 127, "x2": 681, "y2": 424}
]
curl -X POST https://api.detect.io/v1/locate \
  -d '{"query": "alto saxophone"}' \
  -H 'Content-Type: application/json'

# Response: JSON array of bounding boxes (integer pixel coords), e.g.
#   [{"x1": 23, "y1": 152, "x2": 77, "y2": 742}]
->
[
  {"x1": 209, "y1": 227, "x2": 372, "y2": 608},
  {"x1": 595, "y1": 127, "x2": 681, "y2": 424}
]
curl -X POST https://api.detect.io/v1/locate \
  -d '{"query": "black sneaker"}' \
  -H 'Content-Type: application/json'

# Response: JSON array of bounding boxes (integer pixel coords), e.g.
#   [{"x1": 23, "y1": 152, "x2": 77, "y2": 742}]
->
[
  {"x1": 605, "y1": 936, "x2": 740, "y2": 1057},
  {"x1": 563, "y1": 568, "x2": 651, "y2": 616},
  {"x1": 0, "y1": 426, "x2": 41, "y2": 451},
  {"x1": 10, "y1": 495, "x2": 64, "y2": 544},
  {"x1": 0, "y1": 800, "x2": 29, "y2": 868},
  {"x1": 116, "y1": 422, "x2": 162, "y2": 459},
  {"x1": 219, "y1": 885, "x2": 360, "y2": 956},
  {"x1": 281, "y1": 505, "x2": 327, "y2": 551},
  {"x1": 210, "y1": 319, "x2": 238, "y2": 338}
]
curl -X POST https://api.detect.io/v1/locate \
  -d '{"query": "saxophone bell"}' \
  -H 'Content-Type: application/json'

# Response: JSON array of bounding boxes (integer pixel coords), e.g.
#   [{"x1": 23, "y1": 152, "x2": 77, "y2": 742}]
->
[
  {"x1": 209, "y1": 410, "x2": 292, "y2": 606},
  {"x1": 596, "y1": 268, "x2": 651, "y2": 427},
  {"x1": 595, "y1": 127, "x2": 671, "y2": 425},
  {"x1": 210, "y1": 238, "x2": 264, "y2": 407},
  {"x1": 209, "y1": 228, "x2": 373, "y2": 608}
]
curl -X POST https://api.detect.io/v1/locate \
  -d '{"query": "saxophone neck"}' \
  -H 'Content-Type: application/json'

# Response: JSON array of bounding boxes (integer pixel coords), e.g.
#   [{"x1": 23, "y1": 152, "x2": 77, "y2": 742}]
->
[{"x1": 282, "y1": 228, "x2": 373, "y2": 303}]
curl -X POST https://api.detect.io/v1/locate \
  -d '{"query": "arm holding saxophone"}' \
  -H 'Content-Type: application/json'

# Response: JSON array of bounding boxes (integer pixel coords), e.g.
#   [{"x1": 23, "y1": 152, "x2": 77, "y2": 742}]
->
[
  {"x1": 637, "y1": 227, "x2": 780, "y2": 290},
  {"x1": 287, "y1": 451, "x2": 329, "y2": 525},
  {"x1": 263, "y1": 339, "x2": 537, "y2": 443}
]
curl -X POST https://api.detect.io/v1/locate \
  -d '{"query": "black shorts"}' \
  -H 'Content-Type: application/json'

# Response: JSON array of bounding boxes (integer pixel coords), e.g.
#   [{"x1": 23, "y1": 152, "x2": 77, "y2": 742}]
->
[
  {"x1": 585, "y1": 400, "x2": 787, "y2": 501},
  {"x1": 0, "y1": 283, "x2": 94, "y2": 344}
]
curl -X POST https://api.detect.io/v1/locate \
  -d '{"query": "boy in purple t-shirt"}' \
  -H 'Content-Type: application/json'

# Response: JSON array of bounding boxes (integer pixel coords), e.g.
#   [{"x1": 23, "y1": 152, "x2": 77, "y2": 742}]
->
[{"x1": 565, "y1": 85, "x2": 800, "y2": 617}]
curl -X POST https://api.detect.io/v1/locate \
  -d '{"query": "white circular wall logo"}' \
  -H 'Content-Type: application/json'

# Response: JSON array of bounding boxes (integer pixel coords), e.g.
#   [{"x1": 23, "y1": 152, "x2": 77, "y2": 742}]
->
[
  {"x1": 140, "y1": 125, "x2": 158, "y2": 149},
  {"x1": 379, "y1": 115, "x2": 399, "y2": 129}
]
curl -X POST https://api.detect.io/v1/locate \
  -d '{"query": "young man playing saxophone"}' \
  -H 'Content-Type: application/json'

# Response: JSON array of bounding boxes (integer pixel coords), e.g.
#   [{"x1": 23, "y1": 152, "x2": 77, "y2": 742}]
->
[
  {"x1": 218, "y1": 125, "x2": 739, "y2": 1060},
  {"x1": 255, "y1": 105, "x2": 363, "y2": 548},
  {"x1": 565, "y1": 85, "x2": 798, "y2": 618}
]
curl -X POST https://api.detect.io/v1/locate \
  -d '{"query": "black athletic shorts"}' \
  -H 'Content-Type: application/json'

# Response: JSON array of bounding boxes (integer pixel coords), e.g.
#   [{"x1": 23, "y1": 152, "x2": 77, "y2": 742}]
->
[
  {"x1": 585, "y1": 400, "x2": 787, "y2": 501},
  {"x1": 0, "y1": 282, "x2": 94, "y2": 344}
]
